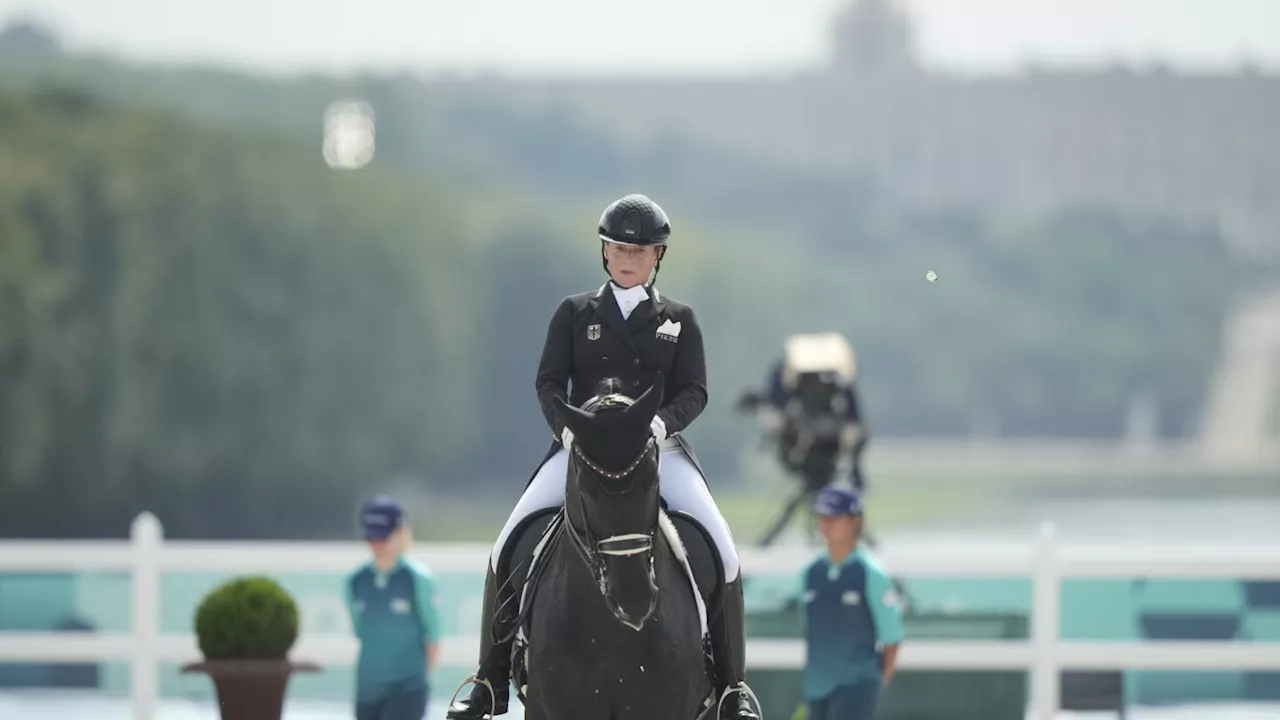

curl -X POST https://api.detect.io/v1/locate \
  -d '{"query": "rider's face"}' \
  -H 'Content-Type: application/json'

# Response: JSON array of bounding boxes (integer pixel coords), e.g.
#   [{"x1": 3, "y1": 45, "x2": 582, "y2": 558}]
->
[
  {"x1": 817, "y1": 514, "x2": 860, "y2": 545},
  {"x1": 604, "y1": 242, "x2": 660, "y2": 288}
]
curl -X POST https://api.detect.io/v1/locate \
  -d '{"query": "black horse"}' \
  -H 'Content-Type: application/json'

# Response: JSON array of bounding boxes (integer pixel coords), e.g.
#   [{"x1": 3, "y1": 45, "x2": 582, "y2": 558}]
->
[{"x1": 517, "y1": 373, "x2": 714, "y2": 720}]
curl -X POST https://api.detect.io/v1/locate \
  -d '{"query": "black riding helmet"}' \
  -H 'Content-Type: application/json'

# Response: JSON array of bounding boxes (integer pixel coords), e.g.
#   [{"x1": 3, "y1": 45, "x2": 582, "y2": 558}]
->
[{"x1": 599, "y1": 194, "x2": 670, "y2": 282}]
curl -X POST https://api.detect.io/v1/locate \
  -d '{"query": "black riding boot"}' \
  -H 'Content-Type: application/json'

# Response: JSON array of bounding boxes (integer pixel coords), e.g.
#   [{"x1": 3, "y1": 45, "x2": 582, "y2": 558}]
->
[
  {"x1": 711, "y1": 577, "x2": 760, "y2": 720},
  {"x1": 446, "y1": 567, "x2": 513, "y2": 719}
]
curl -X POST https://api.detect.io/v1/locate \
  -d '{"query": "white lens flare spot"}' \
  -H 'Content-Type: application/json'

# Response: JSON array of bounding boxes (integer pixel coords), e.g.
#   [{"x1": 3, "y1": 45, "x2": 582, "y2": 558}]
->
[{"x1": 323, "y1": 101, "x2": 375, "y2": 170}]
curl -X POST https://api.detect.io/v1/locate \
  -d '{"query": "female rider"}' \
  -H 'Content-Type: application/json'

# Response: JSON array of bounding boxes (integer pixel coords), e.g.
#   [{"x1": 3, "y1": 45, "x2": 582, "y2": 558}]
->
[{"x1": 446, "y1": 194, "x2": 758, "y2": 720}]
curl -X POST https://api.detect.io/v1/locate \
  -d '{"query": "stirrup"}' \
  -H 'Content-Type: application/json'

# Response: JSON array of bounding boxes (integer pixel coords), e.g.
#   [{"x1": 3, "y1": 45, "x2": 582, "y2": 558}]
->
[
  {"x1": 447, "y1": 674, "x2": 498, "y2": 718},
  {"x1": 716, "y1": 681, "x2": 763, "y2": 718}
]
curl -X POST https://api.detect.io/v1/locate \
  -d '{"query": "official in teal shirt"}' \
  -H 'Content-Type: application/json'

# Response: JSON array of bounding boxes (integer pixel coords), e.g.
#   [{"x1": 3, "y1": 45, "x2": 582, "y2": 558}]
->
[
  {"x1": 346, "y1": 496, "x2": 442, "y2": 720},
  {"x1": 798, "y1": 484, "x2": 904, "y2": 720}
]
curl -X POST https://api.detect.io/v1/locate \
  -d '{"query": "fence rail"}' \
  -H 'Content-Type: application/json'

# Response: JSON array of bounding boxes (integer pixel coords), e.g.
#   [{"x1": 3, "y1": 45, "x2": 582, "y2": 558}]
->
[{"x1": 2, "y1": 513, "x2": 1280, "y2": 720}]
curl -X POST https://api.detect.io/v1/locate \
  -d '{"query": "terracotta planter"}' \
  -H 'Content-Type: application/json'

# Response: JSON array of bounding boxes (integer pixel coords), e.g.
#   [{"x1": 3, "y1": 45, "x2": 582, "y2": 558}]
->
[{"x1": 181, "y1": 659, "x2": 321, "y2": 720}]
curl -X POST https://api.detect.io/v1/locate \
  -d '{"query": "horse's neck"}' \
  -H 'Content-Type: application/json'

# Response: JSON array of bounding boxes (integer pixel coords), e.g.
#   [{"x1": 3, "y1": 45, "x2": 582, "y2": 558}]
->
[
  {"x1": 552, "y1": 516, "x2": 674, "y2": 593},
  {"x1": 563, "y1": 501, "x2": 667, "y2": 564},
  {"x1": 563, "y1": 493, "x2": 587, "y2": 535}
]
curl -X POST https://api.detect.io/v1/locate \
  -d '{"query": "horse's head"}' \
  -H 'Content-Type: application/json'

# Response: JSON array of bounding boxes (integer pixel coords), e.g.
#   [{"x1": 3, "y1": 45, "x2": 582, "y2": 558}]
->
[{"x1": 553, "y1": 373, "x2": 665, "y2": 631}]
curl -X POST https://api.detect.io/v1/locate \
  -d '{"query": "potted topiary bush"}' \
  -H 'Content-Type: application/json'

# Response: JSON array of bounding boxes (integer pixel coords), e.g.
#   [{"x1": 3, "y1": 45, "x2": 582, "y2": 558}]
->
[{"x1": 181, "y1": 576, "x2": 321, "y2": 720}]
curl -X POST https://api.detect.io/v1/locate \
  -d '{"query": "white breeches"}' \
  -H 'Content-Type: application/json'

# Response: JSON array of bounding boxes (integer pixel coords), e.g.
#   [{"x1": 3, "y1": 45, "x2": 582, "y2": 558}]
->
[{"x1": 491, "y1": 440, "x2": 741, "y2": 581}]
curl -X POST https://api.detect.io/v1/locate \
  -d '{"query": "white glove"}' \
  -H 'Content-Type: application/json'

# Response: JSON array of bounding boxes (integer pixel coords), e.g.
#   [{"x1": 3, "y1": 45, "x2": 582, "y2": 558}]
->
[
  {"x1": 560, "y1": 427, "x2": 575, "y2": 450},
  {"x1": 650, "y1": 416, "x2": 668, "y2": 443}
]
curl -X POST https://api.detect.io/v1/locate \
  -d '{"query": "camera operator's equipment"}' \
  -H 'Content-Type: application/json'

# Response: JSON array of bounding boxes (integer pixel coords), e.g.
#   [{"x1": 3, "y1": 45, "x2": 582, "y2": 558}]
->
[{"x1": 736, "y1": 333, "x2": 861, "y2": 548}]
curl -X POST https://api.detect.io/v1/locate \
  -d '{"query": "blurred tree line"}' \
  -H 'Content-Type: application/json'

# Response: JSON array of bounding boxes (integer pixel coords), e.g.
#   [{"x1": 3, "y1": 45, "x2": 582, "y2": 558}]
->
[
  {"x1": 0, "y1": 88, "x2": 480, "y2": 537},
  {"x1": 0, "y1": 42, "x2": 1241, "y2": 537}
]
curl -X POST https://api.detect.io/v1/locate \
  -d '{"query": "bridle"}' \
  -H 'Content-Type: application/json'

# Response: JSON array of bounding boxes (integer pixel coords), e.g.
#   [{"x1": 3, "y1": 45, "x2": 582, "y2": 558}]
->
[
  {"x1": 563, "y1": 393, "x2": 661, "y2": 622},
  {"x1": 568, "y1": 436, "x2": 657, "y2": 555}
]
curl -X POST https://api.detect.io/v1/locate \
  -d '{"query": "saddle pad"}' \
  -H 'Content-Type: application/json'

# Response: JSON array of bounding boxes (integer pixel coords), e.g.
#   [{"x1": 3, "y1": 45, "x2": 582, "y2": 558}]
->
[
  {"x1": 658, "y1": 509, "x2": 710, "y2": 639},
  {"x1": 516, "y1": 510, "x2": 565, "y2": 646},
  {"x1": 516, "y1": 508, "x2": 708, "y2": 641}
]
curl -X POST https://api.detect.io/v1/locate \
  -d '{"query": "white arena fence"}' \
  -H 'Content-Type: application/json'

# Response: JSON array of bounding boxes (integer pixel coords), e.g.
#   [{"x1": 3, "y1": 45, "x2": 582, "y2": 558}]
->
[{"x1": 1, "y1": 513, "x2": 1279, "y2": 720}]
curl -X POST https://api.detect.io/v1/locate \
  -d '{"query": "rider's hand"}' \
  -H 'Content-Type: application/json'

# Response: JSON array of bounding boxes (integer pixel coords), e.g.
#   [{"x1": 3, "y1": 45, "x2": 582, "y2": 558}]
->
[
  {"x1": 560, "y1": 427, "x2": 575, "y2": 450},
  {"x1": 650, "y1": 416, "x2": 668, "y2": 442}
]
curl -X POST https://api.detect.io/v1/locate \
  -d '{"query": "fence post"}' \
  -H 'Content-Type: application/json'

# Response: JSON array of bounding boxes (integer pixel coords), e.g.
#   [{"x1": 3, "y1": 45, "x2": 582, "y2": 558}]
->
[
  {"x1": 130, "y1": 512, "x2": 163, "y2": 720},
  {"x1": 1029, "y1": 522, "x2": 1061, "y2": 720}
]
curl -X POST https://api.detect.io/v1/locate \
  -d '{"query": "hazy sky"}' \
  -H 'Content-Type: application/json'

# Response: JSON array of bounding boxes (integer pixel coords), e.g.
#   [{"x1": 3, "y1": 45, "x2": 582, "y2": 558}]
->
[{"x1": 1, "y1": 0, "x2": 1277, "y2": 77}]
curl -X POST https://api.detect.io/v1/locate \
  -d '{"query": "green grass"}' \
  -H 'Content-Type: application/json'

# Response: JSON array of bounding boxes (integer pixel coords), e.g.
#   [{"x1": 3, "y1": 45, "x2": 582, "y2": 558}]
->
[{"x1": 405, "y1": 464, "x2": 1279, "y2": 542}]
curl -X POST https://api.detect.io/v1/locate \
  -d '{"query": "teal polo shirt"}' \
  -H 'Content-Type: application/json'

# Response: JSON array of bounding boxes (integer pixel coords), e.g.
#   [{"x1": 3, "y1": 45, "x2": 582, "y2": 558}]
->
[
  {"x1": 346, "y1": 558, "x2": 441, "y2": 703},
  {"x1": 798, "y1": 544, "x2": 905, "y2": 701}
]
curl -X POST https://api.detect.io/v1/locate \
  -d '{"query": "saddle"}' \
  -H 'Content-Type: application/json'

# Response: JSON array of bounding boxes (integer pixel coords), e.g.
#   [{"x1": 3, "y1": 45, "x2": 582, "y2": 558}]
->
[{"x1": 499, "y1": 505, "x2": 725, "y2": 703}]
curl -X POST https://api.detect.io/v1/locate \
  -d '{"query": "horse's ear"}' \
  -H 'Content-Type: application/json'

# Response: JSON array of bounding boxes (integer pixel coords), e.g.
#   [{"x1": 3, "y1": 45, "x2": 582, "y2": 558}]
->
[
  {"x1": 554, "y1": 395, "x2": 595, "y2": 437},
  {"x1": 626, "y1": 372, "x2": 664, "y2": 424}
]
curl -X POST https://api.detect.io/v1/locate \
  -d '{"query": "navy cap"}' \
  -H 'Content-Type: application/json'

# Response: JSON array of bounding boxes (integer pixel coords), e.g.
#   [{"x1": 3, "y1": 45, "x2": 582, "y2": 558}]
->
[
  {"x1": 360, "y1": 495, "x2": 404, "y2": 540},
  {"x1": 813, "y1": 483, "x2": 863, "y2": 517}
]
